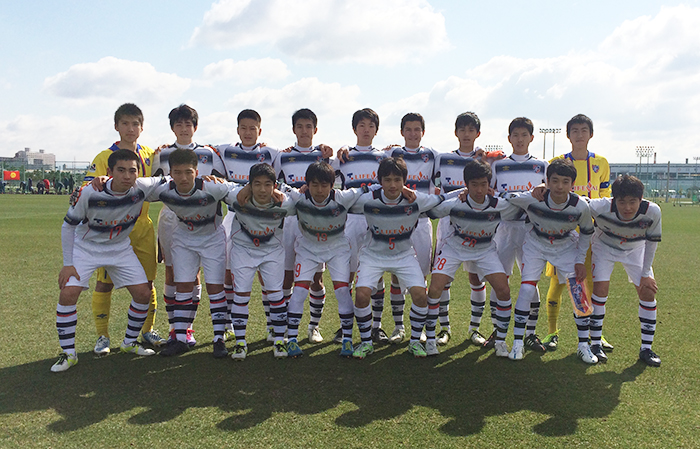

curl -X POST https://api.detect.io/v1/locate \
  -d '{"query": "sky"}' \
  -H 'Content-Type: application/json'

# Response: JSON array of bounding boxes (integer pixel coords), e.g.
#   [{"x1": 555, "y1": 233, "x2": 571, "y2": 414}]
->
[{"x1": 2, "y1": 0, "x2": 699, "y2": 167}]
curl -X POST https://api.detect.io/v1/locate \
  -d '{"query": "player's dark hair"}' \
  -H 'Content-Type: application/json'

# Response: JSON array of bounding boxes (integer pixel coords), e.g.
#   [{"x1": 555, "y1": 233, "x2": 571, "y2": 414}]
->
[
  {"x1": 401, "y1": 112, "x2": 425, "y2": 131},
  {"x1": 305, "y1": 161, "x2": 335, "y2": 185},
  {"x1": 378, "y1": 157, "x2": 408, "y2": 182},
  {"x1": 107, "y1": 148, "x2": 140, "y2": 170},
  {"x1": 566, "y1": 113, "x2": 594, "y2": 136},
  {"x1": 463, "y1": 159, "x2": 492, "y2": 184},
  {"x1": 508, "y1": 117, "x2": 534, "y2": 135},
  {"x1": 455, "y1": 112, "x2": 481, "y2": 132},
  {"x1": 546, "y1": 158, "x2": 577, "y2": 182},
  {"x1": 169, "y1": 104, "x2": 198, "y2": 129},
  {"x1": 169, "y1": 148, "x2": 198, "y2": 169},
  {"x1": 114, "y1": 103, "x2": 143, "y2": 126},
  {"x1": 249, "y1": 163, "x2": 276, "y2": 184},
  {"x1": 612, "y1": 174, "x2": 644, "y2": 199},
  {"x1": 352, "y1": 108, "x2": 380, "y2": 131},
  {"x1": 292, "y1": 108, "x2": 318, "y2": 128},
  {"x1": 238, "y1": 109, "x2": 261, "y2": 125}
]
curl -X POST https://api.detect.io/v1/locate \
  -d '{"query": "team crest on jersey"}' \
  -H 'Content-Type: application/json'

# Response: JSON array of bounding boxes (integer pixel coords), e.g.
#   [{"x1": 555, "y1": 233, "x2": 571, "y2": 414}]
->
[
  {"x1": 272, "y1": 212, "x2": 282, "y2": 220},
  {"x1": 592, "y1": 165, "x2": 600, "y2": 173},
  {"x1": 257, "y1": 154, "x2": 266, "y2": 162},
  {"x1": 199, "y1": 154, "x2": 209, "y2": 164},
  {"x1": 568, "y1": 215, "x2": 577, "y2": 222},
  {"x1": 404, "y1": 206, "x2": 413, "y2": 215},
  {"x1": 422, "y1": 154, "x2": 430, "y2": 163},
  {"x1": 533, "y1": 165, "x2": 541, "y2": 173},
  {"x1": 89, "y1": 163, "x2": 96, "y2": 171},
  {"x1": 145, "y1": 158, "x2": 151, "y2": 166},
  {"x1": 199, "y1": 198, "x2": 208, "y2": 206},
  {"x1": 638, "y1": 221, "x2": 649, "y2": 229},
  {"x1": 376, "y1": 156, "x2": 383, "y2": 163},
  {"x1": 131, "y1": 195, "x2": 140, "y2": 203},
  {"x1": 487, "y1": 213, "x2": 497, "y2": 221}
]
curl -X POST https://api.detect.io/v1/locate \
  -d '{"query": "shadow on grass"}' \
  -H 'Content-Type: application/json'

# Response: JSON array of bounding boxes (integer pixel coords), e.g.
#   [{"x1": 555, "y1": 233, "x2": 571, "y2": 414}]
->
[{"x1": 0, "y1": 339, "x2": 647, "y2": 436}]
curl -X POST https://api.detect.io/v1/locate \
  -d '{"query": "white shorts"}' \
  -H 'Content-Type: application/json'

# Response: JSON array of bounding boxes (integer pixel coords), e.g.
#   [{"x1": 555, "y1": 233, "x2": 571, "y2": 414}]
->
[
  {"x1": 283, "y1": 216, "x2": 301, "y2": 271},
  {"x1": 591, "y1": 238, "x2": 652, "y2": 286},
  {"x1": 494, "y1": 220, "x2": 529, "y2": 277},
  {"x1": 356, "y1": 252, "x2": 425, "y2": 291},
  {"x1": 295, "y1": 240, "x2": 351, "y2": 283},
  {"x1": 171, "y1": 228, "x2": 226, "y2": 285},
  {"x1": 520, "y1": 237, "x2": 579, "y2": 284},
  {"x1": 67, "y1": 240, "x2": 147, "y2": 290},
  {"x1": 223, "y1": 211, "x2": 234, "y2": 271},
  {"x1": 346, "y1": 214, "x2": 370, "y2": 273},
  {"x1": 231, "y1": 244, "x2": 284, "y2": 292},
  {"x1": 411, "y1": 217, "x2": 433, "y2": 276},
  {"x1": 157, "y1": 206, "x2": 178, "y2": 267},
  {"x1": 434, "y1": 216, "x2": 470, "y2": 273},
  {"x1": 432, "y1": 243, "x2": 505, "y2": 281}
]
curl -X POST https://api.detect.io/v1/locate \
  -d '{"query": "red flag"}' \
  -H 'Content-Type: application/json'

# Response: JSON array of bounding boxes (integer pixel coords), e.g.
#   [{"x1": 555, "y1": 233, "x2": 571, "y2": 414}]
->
[{"x1": 3, "y1": 170, "x2": 20, "y2": 181}]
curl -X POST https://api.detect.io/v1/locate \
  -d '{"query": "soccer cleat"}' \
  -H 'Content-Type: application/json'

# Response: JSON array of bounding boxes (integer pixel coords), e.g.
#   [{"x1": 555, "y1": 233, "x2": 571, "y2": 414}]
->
[
  {"x1": 577, "y1": 343, "x2": 599, "y2": 365},
  {"x1": 51, "y1": 352, "x2": 78, "y2": 373},
  {"x1": 591, "y1": 344, "x2": 608, "y2": 363},
  {"x1": 286, "y1": 339, "x2": 303, "y2": 358},
  {"x1": 353, "y1": 341, "x2": 374, "y2": 359},
  {"x1": 389, "y1": 326, "x2": 405, "y2": 344},
  {"x1": 425, "y1": 340, "x2": 439, "y2": 356},
  {"x1": 420, "y1": 329, "x2": 427, "y2": 344},
  {"x1": 509, "y1": 341, "x2": 525, "y2": 361},
  {"x1": 339, "y1": 338, "x2": 354, "y2": 358},
  {"x1": 168, "y1": 329, "x2": 176, "y2": 343},
  {"x1": 120, "y1": 341, "x2": 156, "y2": 356},
  {"x1": 407, "y1": 341, "x2": 427, "y2": 358},
  {"x1": 273, "y1": 341, "x2": 288, "y2": 358},
  {"x1": 230, "y1": 342, "x2": 248, "y2": 361},
  {"x1": 307, "y1": 327, "x2": 323, "y2": 344},
  {"x1": 483, "y1": 329, "x2": 497, "y2": 349},
  {"x1": 524, "y1": 334, "x2": 547, "y2": 353},
  {"x1": 639, "y1": 348, "x2": 661, "y2": 367},
  {"x1": 436, "y1": 329, "x2": 451, "y2": 346},
  {"x1": 333, "y1": 328, "x2": 344, "y2": 344},
  {"x1": 542, "y1": 332, "x2": 559, "y2": 351},
  {"x1": 159, "y1": 340, "x2": 189, "y2": 356},
  {"x1": 212, "y1": 340, "x2": 228, "y2": 358},
  {"x1": 186, "y1": 329, "x2": 197, "y2": 347},
  {"x1": 494, "y1": 341, "x2": 510, "y2": 358},
  {"x1": 141, "y1": 330, "x2": 166, "y2": 347},
  {"x1": 266, "y1": 326, "x2": 275, "y2": 343},
  {"x1": 93, "y1": 335, "x2": 111, "y2": 355},
  {"x1": 468, "y1": 329, "x2": 486, "y2": 346},
  {"x1": 371, "y1": 328, "x2": 389, "y2": 344},
  {"x1": 601, "y1": 335, "x2": 614, "y2": 351},
  {"x1": 224, "y1": 329, "x2": 236, "y2": 342}
]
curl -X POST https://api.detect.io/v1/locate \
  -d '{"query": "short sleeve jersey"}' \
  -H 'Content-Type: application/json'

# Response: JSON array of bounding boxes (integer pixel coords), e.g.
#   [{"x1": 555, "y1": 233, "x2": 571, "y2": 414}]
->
[
  {"x1": 274, "y1": 145, "x2": 328, "y2": 188},
  {"x1": 152, "y1": 143, "x2": 226, "y2": 178},
  {"x1": 332, "y1": 146, "x2": 386, "y2": 190},
  {"x1": 588, "y1": 197, "x2": 662, "y2": 251},
  {"x1": 551, "y1": 151, "x2": 611, "y2": 199},
  {"x1": 225, "y1": 190, "x2": 296, "y2": 250},
  {"x1": 217, "y1": 143, "x2": 279, "y2": 185},
  {"x1": 389, "y1": 146, "x2": 438, "y2": 194},
  {"x1": 434, "y1": 150, "x2": 476, "y2": 193}
]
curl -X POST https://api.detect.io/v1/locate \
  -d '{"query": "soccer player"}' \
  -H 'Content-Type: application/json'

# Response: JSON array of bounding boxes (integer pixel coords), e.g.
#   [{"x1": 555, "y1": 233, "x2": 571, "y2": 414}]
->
[
  {"x1": 543, "y1": 114, "x2": 612, "y2": 352},
  {"x1": 84, "y1": 103, "x2": 164, "y2": 356},
  {"x1": 52, "y1": 150, "x2": 166, "y2": 372},
  {"x1": 275, "y1": 108, "x2": 329, "y2": 344},
  {"x1": 504, "y1": 159, "x2": 596, "y2": 363},
  {"x1": 226, "y1": 164, "x2": 296, "y2": 360},
  {"x1": 332, "y1": 108, "x2": 390, "y2": 343},
  {"x1": 376, "y1": 112, "x2": 439, "y2": 344},
  {"x1": 284, "y1": 161, "x2": 375, "y2": 358},
  {"x1": 587, "y1": 175, "x2": 662, "y2": 366},
  {"x1": 432, "y1": 112, "x2": 487, "y2": 346},
  {"x1": 487, "y1": 117, "x2": 548, "y2": 352},
  {"x1": 349, "y1": 157, "x2": 452, "y2": 359},
  {"x1": 152, "y1": 104, "x2": 227, "y2": 347},
  {"x1": 146, "y1": 149, "x2": 237, "y2": 358},
  {"x1": 427, "y1": 160, "x2": 518, "y2": 356}
]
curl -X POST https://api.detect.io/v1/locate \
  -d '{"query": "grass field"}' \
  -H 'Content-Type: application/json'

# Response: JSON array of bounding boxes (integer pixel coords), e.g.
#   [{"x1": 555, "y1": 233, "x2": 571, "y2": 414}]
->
[{"x1": 1, "y1": 195, "x2": 699, "y2": 448}]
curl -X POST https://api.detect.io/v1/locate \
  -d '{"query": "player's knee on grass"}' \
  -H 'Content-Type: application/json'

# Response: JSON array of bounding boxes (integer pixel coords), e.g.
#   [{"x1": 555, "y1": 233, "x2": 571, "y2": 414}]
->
[
  {"x1": 428, "y1": 274, "x2": 451, "y2": 299},
  {"x1": 486, "y1": 273, "x2": 510, "y2": 300},
  {"x1": 59, "y1": 286, "x2": 83, "y2": 306},
  {"x1": 355, "y1": 287, "x2": 372, "y2": 308},
  {"x1": 593, "y1": 281, "x2": 610, "y2": 297},
  {"x1": 409, "y1": 286, "x2": 428, "y2": 307}
]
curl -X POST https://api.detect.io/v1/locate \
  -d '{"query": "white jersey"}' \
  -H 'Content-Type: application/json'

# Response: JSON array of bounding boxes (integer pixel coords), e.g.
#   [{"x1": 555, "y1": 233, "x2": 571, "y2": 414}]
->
[
  {"x1": 491, "y1": 153, "x2": 547, "y2": 221},
  {"x1": 588, "y1": 197, "x2": 662, "y2": 251},
  {"x1": 147, "y1": 178, "x2": 238, "y2": 239},
  {"x1": 287, "y1": 187, "x2": 368, "y2": 250},
  {"x1": 217, "y1": 142, "x2": 279, "y2": 185},
  {"x1": 332, "y1": 146, "x2": 386, "y2": 189},
  {"x1": 389, "y1": 146, "x2": 438, "y2": 194},
  {"x1": 434, "y1": 150, "x2": 477, "y2": 193},
  {"x1": 274, "y1": 144, "x2": 328, "y2": 188},
  {"x1": 64, "y1": 177, "x2": 166, "y2": 247},
  {"x1": 350, "y1": 189, "x2": 445, "y2": 258},
  {"x1": 429, "y1": 194, "x2": 520, "y2": 254},
  {"x1": 507, "y1": 191, "x2": 594, "y2": 264},
  {"x1": 225, "y1": 189, "x2": 296, "y2": 250},
  {"x1": 152, "y1": 142, "x2": 226, "y2": 178}
]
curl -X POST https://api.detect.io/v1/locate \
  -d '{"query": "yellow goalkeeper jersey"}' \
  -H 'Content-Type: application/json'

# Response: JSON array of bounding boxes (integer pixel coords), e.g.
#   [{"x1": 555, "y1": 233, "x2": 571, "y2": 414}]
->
[{"x1": 551, "y1": 151, "x2": 611, "y2": 199}]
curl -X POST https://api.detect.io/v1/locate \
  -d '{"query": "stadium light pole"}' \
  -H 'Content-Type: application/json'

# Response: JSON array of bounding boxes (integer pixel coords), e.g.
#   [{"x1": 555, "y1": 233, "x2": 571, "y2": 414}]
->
[
  {"x1": 540, "y1": 128, "x2": 561, "y2": 159},
  {"x1": 636, "y1": 146, "x2": 654, "y2": 194},
  {"x1": 484, "y1": 144, "x2": 503, "y2": 153}
]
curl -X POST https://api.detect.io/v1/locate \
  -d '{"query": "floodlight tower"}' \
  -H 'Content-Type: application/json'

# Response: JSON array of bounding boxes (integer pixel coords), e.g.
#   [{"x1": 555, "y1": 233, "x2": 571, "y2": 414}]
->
[
  {"x1": 540, "y1": 128, "x2": 561, "y2": 159},
  {"x1": 636, "y1": 146, "x2": 654, "y2": 192}
]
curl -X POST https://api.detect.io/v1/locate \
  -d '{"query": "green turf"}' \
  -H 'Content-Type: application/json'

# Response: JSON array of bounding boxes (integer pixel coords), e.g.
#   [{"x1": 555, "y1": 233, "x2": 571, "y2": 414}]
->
[{"x1": 1, "y1": 195, "x2": 699, "y2": 448}]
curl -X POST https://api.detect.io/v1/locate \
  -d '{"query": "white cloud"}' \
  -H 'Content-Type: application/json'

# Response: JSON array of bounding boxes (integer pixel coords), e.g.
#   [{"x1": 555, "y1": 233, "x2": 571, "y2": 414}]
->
[
  {"x1": 43, "y1": 57, "x2": 191, "y2": 102},
  {"x1": 201, "y1": 58, "x2": 290, "y2": 84},
  {"x1": 190, "y1": 0, "x2": 449, "y2": 65}
]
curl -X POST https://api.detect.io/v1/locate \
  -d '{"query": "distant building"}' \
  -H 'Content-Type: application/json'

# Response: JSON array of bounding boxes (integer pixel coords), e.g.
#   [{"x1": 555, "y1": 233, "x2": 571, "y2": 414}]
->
[
  {"x1": 610, "y1": 162, "x2": 700, "y2": 196},
  {"x1": 0, "y1": 147, "x2": 56, "y2": 170}
]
